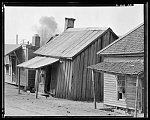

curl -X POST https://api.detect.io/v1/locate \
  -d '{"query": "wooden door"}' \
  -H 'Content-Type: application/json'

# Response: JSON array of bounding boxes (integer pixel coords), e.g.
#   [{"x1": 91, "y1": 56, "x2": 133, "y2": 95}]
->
[{"x1": 45, "y1": 66, "x2": 51, "y2": 93}]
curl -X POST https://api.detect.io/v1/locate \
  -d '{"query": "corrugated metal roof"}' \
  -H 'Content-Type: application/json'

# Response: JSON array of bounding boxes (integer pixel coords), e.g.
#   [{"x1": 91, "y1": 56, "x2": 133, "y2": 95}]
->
[
  {"x1": 17, "y1": 56, "x2": 59, "y2": 69},
  {"x1": 5, "y1": 44, "x2": 22, "y2": 55},
  {"x1": 97, "y1": 23, "x2": 144, "y2": 55},
  {"x1": 34, "y1": 27, "x2": 111, "y2": 58},
  {"x1": 88, "y1": 60, "x2": 144, "y2": 75}
]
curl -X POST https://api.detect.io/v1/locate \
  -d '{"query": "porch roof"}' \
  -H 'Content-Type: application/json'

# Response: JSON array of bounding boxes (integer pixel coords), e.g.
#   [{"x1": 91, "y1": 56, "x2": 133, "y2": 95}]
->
[
  {"x1": 5, "y1": 44, "x2": 22, "y2": 56},
  {"x1": 88, "y1": 61, "x2": 144, "y2": 75},
  {"x1": 17, "y1": 56, "x2": 59, "y2": 69}
]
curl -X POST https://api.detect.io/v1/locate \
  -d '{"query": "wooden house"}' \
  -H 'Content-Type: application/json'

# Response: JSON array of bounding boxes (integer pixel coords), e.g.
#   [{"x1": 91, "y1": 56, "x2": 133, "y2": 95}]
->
[
  {"x1": 88, "y1": 23, "x2": 144, "y2": 112},
  {"x1": 4, "y1": 34, "x2": 40, "y2": 90},
  {"x1": 17, "y1": 18, "x2": 118, "y2": 101}
]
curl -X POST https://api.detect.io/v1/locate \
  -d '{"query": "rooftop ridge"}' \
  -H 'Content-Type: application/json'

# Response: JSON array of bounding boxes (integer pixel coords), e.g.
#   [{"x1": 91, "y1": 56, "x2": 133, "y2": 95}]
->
[
  {"x1": 97, "y1": 22, "x2": 144, "y2": 55},
  {"x1": 66, "y1": 27, "x2": 109, "y2": 32}
]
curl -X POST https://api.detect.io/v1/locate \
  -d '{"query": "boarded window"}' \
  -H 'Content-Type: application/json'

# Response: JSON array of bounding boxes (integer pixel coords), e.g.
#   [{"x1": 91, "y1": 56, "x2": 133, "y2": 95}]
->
[{"x1": 117, "y1": 75, "x2": 126, "y2": 100}]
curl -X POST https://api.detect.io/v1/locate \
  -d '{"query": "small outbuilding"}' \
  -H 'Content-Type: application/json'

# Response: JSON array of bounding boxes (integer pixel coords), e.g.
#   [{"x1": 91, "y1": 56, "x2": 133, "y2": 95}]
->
[{"x1": 88, "y1": 23, "x2": 144, "y2": 113}]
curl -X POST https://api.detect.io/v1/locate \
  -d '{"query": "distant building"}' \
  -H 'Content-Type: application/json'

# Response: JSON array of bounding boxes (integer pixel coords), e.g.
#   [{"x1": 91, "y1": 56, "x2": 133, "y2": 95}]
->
[{"x1": 5, "y1": 34, "x2": 40, "y2": 90}]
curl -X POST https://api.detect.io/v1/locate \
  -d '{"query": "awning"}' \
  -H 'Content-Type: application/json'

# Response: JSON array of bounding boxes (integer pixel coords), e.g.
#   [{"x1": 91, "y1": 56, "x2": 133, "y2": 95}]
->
[
  {"x1": 88, "y1": 61, "x2": 144, "y2": 75},
  {"x1": 17, "y1": 56, "x2": 59, "y2": 69}
]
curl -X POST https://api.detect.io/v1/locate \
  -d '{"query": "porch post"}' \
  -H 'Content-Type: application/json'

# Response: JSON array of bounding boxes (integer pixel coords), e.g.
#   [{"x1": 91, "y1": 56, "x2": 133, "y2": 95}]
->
[
  {"x1": 10, "y1": 56, "x2": 13, "y2": 82},
  {"x1": 134, "y1": 75, "x2": 139, "y2": 117},
  {"x1": 92, "y1": 69, "x2": 96, "y2": 109},
  {"x1": 18, "y1": 67, "x2": 20, "y2": 94},
  {"x1": 35, "y1": 69, "x2": 40, "y2": 99}
]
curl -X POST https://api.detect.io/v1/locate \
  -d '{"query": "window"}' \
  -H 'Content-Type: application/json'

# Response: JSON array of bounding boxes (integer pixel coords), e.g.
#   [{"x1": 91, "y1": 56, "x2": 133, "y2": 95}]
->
[{"x1": 117, "y1": 75, "x2": 126, "y2": 100}]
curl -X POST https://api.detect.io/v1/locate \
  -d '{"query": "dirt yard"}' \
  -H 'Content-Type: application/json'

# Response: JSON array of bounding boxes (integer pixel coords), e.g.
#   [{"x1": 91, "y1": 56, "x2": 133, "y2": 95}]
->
[{"x1": 4, "y1": 82, "x2": 135, "y2": 117}]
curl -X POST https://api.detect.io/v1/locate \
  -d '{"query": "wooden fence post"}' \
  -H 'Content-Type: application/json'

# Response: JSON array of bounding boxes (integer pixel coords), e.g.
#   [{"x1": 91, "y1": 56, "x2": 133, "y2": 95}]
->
[{"x1": 92, "y1": 69, "x2": 96, "y2": 109}]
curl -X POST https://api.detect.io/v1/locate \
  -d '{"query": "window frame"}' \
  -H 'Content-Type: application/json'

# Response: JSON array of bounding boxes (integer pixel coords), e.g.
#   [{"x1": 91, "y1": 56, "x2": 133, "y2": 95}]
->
[{"x1": 116, "y1": 75, "x2": 126, "y2": 101}]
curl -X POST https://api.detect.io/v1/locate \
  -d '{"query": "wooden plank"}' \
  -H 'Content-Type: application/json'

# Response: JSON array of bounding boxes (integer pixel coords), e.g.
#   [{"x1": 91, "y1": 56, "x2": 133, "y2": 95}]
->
[
  {"x1": 94, "y1": 38, "x2": 101, "y2": 100},
  {"x1": 90, "y1": 44, "x2": 94, "y2": 98},
  {"x1": 65, "y1": 61, "x2": 69, "y2": 99},
  {"x1": 86, "y1": 46, "x2": 92, "y2": 101},
  {"x1": 134, "y1": 76, "x2": 139, "y2": 117},
  {"x1": 77, "y1": 54, "x2": 82, "y2": 100},
  {"x1": 58, "y1": 63, "x2": 62, "y2": 98},
  {"x1": 79, "y1": 52, "x2": 85, "y2": 100},
  {"x1": 96, "y1": 38, "x2": 101, "y2": 101},
  {"x1": 68, "y1": 61, "x2": 72, "y2": 99},
  {"x1": 88, "y1": 46, "x2": 92, "y2": 100},
  {"x1": 67, "y1": 61, "x2": 70, "y2": 99},
  {"x1": 61, "y1": 61, "x2": 66, "y2": 98},
  {"x1": 91, "y1": 41, "x2": 97, "y2": 100},
  {"x1": 76, "y1": 55, "x2": 80, "y2": 100},
  {"x1": 66, "y1": 60, "x2": 71, "y2": 99},
  {"x1": 59, "y1": 63, "x2": 63, "y2": 98},
  {"x1": 71, "y1": 59, "x2": 75, "y2": 100},
  {"x1": 73, "y1": 57, "x2": 77, "y2": 100},
  {"x1": 82, "y1": 49, "x2": 88, "y2": 100},
  {"x1": 99, "y1": 37, "x2": 104, "y2": 101},
  {"x1": 64, "y1": 61, "x2": 68, "y2": 99},
  {"x1": 56, "y1": 64, "x2": 60, "y2": 97},
  {"x1": 85, "y1": 47, "x2": 90, "y2": 100},
  {"x1": 95, "y1": 40, "x2": 100, "y2": 101},
  {"x1": 92, "y1": 70, "x2": 96, "y2": 109}
]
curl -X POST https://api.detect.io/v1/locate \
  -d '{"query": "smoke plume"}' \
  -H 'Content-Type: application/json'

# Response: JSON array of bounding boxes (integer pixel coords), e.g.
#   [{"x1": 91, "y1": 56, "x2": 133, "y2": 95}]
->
[{"x1": 34, "y1": 16, "x2": 58, "y2": 47}]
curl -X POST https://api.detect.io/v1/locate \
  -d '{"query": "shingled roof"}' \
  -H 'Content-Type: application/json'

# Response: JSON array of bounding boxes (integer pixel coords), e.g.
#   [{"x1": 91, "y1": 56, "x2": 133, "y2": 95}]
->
[
  {"x1": 34, "y1": 27, "x2": 117, "y2": 59},
  {"x1": 88, "y1": 60, "x2": 144, "y2": 75},
  {"x1": 97, "y1": 23, "x2": 144, "y2": 55}
]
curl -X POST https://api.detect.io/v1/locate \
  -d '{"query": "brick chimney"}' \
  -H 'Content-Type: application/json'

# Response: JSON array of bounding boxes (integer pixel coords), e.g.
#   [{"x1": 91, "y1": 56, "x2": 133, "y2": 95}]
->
[
  {"x1": 32, "y1": 34, "x2": 40, "y2": 47},
  {"x1": 64, "y1": 18, "x2": 76, "y2": 31}
]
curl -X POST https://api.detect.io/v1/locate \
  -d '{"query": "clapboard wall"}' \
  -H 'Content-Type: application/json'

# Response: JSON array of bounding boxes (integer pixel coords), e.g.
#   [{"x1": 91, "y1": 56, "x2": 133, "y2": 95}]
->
[
  {"x1": 103, "y1": 56, "x2": 143, "y2": 109},
  {"x1": 126, "y1": 75, "x2": 143, "y2": 110},
  {"x1": 55, "y1": 60, "x2": 73, "y2": 99},
  {"x1": 104, "y1": 73, "x2": 127, "y2": 108},
  {"x1": 53, "y1": 29, "x2": 118, "y2": 101}
]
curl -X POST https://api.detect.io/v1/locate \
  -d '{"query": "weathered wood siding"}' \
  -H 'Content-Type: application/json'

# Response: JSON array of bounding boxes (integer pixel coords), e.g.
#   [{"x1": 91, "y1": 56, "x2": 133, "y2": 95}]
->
[
  {"x1": 126, "y1": 75, "x2": 142, "y2": 110},
  {"x1": 103, "y1": 56, "x2": 143, "y2": 109},
  {"x1": 104, "y1": 73, "x2": 126, "y2": 108},
  {"x1": 27, "y1": 47, "x2": 38, "y2": 88},
  {"x1": 126, "y1": 75, "x2": 137, "y2": 109},
  {"x1": 49, "y1": 62, "x2": 59, "y2": 95},
  {"x1": 55, "y1": 60, "x2": 73, "y2": 100},
  {"x1": 71, "y1": 30, "x2": 118, "y2": 101},
  {"x1": 19, "y1": 68, "x2": 26, "y2": 86}
]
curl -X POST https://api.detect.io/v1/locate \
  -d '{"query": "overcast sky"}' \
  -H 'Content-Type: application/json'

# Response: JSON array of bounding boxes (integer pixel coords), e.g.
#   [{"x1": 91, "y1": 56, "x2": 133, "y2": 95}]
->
[{"x1": 4, "y1": 4, "x2": 144, "y2": 44}]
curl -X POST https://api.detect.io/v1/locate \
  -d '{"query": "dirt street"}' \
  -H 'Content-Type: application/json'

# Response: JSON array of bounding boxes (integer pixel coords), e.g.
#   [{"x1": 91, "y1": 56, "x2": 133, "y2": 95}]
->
[{"x1": 4, "y1": 83, "x2": 133, "y2": 117}]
